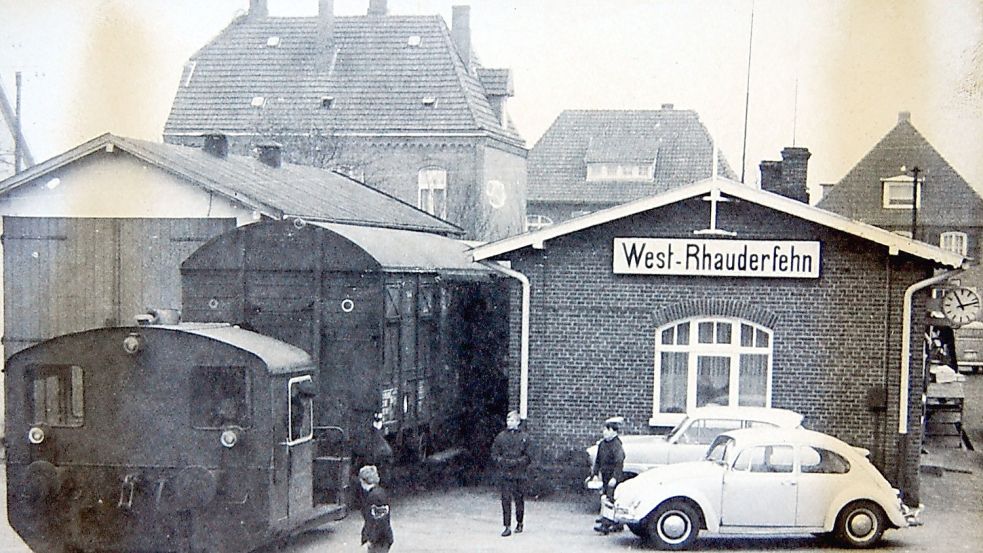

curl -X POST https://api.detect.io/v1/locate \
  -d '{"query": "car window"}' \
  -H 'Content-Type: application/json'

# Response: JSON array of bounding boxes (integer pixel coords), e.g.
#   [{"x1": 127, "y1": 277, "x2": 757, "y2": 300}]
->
[
  {"x1": 800, "y1": 446, "x2": 850, "y2": 474},
  {"x1": 733, "y1": 445, "x2": 794, "y2": 473},
  {"x1": 747, "y1": 420, "x2": 779, "y2": 429},
  {"x1": 706, "y1": 435, "x2": 734, "y2": 462},
  {"x1": 678, "y1": 418, "x2": 742, "y2": 445}
]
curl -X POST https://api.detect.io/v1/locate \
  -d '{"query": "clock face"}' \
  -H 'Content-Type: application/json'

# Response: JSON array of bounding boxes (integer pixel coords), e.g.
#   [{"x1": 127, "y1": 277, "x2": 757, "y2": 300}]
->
[{"x1": 941, "y1": 287, "x2": 981, "y2": 326}]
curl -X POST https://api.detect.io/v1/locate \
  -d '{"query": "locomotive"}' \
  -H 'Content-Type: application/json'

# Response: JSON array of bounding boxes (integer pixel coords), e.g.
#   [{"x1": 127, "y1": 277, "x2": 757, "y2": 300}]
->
[
  {"x1": 4, "y1": 219, "x2": 509, "y2": 552},
  {"x1": 5, "y1": 323, "x2": 347, "y2": 553}
]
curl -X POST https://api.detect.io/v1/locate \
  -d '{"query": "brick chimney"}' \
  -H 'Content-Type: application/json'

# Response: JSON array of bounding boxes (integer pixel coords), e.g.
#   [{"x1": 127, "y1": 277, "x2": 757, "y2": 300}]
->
[
  {"x1": 318, "y1": 0, "x2": 335, "y2": 63},
  {"x1": 202, "y1": 133, "x2": 228, "y2": 159},
  {"x1": 256, "y1": 143, "x2": 282, "y2": 168},
  {"x1": 898, "y1": 111, "x2": 911, "y2": 124},
  {"x1": 759, "y1": 147, "x2": 811, "y2": 203},
  {"x1": 248, "y1": 0, "x2": 268, "y2": 19},
  {"x1": 452, "y1": 6, "x2": 472, "y2": 68},
  {"x1": 368, "y1": 0, "x2": 388, "y2": 16}
]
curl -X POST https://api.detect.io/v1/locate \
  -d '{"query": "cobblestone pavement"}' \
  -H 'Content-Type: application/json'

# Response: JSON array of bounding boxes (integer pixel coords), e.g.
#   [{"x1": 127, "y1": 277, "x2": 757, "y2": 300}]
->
[{"x1": 2, "y1": 373, "x2": 981, "y2": 552}]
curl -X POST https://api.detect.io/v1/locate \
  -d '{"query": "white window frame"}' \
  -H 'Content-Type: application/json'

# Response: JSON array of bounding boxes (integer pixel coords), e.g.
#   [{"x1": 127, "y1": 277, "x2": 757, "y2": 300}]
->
[
  {"x1": 417, "y1": 168, "x2": 447, "y2": 219},
  {"x1": 525, "y1": 214, "x2": 554, "y2": 232},
  {"x1": 881, "y1": 175, "x2": 921, "y2": 209},
  {"x1": 940, "y1": 231, "x2": 968, "y2": 256},
  {"x1": 586, "y1": 162, "x2": 654, "y2": 182},
  {"x1": 651, "y1": 317, "x2": 773, "y2": 426},
  {"x1": 286, "y1": 375, "x2": 314, "y2": 446}
]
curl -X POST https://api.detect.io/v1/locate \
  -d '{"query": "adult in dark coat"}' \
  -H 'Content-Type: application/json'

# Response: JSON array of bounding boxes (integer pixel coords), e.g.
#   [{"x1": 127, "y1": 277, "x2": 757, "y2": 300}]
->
[
  {"x1": 490, "y1": 410, "x2": 531, "y2": 537},
  {"x1": 352, "y1": 413, "x2": 395, "y2": 507},
  {"x1": 358, "y1": 465, "x2": 394, "y2": 553},
  {"x1": 592, "y1": 417, "x2": 625, "y2": 534}
]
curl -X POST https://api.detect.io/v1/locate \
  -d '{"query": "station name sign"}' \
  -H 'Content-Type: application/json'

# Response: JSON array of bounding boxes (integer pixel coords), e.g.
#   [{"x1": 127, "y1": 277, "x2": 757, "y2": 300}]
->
[{"x1": 613, "y1": 238, "x2": 821, "y2": 278}]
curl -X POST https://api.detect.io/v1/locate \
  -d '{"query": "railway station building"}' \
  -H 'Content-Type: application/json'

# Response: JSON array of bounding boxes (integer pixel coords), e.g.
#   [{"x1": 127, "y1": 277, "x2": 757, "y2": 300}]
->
[{"x1": 470, "y1": 150, "x2": 966, "y2": 505}]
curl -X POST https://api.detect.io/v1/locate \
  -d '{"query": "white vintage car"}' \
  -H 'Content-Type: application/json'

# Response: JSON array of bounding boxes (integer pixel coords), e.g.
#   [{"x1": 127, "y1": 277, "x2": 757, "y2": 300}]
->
[
  {"x1": 609, "y1": 427, "x2": 916, "y2": 549},
  {"x1": 586, "y1": 406, "x2": 803, "y2": 483}
]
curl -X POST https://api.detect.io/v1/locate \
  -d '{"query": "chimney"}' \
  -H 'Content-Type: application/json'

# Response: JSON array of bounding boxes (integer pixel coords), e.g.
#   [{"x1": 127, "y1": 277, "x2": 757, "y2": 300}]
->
[
  {"x1": 202, "y1": 133, "x2": 229, "y2": 159},
  {"x1": 248, "y1": 0, "x2": 268, "y2": 19},
  {"x1": 367, "y1": 0, "x2": 388, "y2": 16},
  {"x1": 898, "y1": 111, "x2": 911, "y2": 124},
  {"x1": 452, "y1": 6, "x2": 472, "y2": 67},
  {"x1": 758, "y1": 147, "x2": 811, "y2": 203},
  {"x1": 318, "y1": 0, "x2": 335, "y2": 62},
  {"x1": 256, "y1": 143, "x2": 282, "y2": 168}
]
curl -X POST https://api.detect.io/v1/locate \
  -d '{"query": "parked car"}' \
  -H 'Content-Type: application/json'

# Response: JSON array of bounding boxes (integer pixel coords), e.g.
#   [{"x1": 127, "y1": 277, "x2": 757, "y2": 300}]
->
[
  {"x1": 608, "y1": 427, "x2": 917, "y2": 550},
  {"x1": 956, "y1": 321, "x2": 983, "y2": 373},
  {"x1": 585, "y1": 406, "x2": 803, "y2": 485}
]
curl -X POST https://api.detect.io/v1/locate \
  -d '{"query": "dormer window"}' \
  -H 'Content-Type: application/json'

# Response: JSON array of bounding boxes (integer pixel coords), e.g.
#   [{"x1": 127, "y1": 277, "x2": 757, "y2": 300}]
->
[
  {"x1": 586, "y1": 162, "x2": 653, "y2": 182},
  {"x1": 940, "y1": 231, "x2": 968, "y2": 256},
  {"x1": 251, "y1": 96, "x2": 266, "y2": 108},
  {"x1": 421, "y1": 96, "x2": 437, "y2": 107},
  {"x1": 525, "y1": 214, "x2": 554, "y2": 232},
  {"x1": 266, "y1": 36, "x2": 281, "y2": 47},
  {"x1": 407, "y1": 35, "x2": 422, "y2": 47},
  {"x1": 321, "y1": 96, "x2": 335, "y2": 109},
  {"x1": 881, "y1": 175, "x2": 920, "y2": 209}
]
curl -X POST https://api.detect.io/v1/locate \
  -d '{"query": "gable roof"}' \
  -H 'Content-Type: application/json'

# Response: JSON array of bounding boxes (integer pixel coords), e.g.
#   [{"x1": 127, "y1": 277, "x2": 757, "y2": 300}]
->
[
  {"x1": 0, "y1": 133, "x2": 461, "y2": 236},
  {"x1": 818, "y1": 115, "x2": 983, "y2": 227},
  {"x1": 472, "y1": 176, "x2": 964, "y2": 269},
  {"x1": 527, "y1": 109, "x2": 737, "y2": 205},
  {"x1": 164, "y1": 14, "x2": 523, "y2": 147}
]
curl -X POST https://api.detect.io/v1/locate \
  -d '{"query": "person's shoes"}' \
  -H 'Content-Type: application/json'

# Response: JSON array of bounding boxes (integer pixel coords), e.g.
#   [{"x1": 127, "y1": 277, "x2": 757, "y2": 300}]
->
[
  {"x1": 593, "y1": 523, "x2": 609, "y2": 535},
  {"x1": 610, "y1": 523, "x2": 624, "y2": 532},
  {"x1": 501, "y1": 527, "x2": 512, "y2": 537},
  {"x1": 595, "y1": 517, "x2": 605, "y2": 523},
  {"x1": 515, "y1": 523, "x2": 523, "y2": 533}
]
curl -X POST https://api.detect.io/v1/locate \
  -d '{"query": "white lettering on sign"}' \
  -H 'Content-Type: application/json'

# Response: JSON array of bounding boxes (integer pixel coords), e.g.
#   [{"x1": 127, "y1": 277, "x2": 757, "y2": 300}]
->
[{"x1": 613, "y1": 238, "x2": 821, "y2": 278}]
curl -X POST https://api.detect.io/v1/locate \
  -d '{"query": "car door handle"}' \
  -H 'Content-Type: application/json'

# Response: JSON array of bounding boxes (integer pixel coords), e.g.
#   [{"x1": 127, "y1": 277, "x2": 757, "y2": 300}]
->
[{"x1": 781, "y1": 480, "x2": 797, "y2": 486}]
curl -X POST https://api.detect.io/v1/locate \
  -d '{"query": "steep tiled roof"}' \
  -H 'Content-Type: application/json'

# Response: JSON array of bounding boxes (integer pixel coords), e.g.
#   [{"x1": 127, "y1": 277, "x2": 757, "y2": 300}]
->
[
  {"x1": 528, "y1": 109, "x2": 736, "y2": 204},
  {"x1": 818, "y1": 117, "x2": 983, "y2": 227},
  {"x1": 164, "y1": 14, "x2": 523, "y2": 146},
  {"x1": 0, "y1": 133, "x2": 462, "y2": 236}
]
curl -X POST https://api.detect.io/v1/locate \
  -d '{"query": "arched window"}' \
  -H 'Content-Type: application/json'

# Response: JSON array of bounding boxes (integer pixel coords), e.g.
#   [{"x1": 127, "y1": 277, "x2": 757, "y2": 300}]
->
[
  {"x1": 652, "y1": 316, "x2": 773, "y2": 425},
  {"x1": 418, "y1": 168, "x2": 447, "y2": 219}
]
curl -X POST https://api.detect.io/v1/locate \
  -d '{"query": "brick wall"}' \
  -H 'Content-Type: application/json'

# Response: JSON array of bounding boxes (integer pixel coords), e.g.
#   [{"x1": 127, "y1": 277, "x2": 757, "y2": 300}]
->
[{"x1": 503, "y1": 197, "x2": 936, "y2": 503}]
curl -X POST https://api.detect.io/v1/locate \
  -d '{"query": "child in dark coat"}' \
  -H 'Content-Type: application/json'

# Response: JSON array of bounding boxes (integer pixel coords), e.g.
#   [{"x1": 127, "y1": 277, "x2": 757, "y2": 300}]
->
[
  {"x1": 358, "y1": 465, "x2": 394, "y2": 553},
  {"x1": 490, "y1": 410, "x2": 531, "y2": 537},
  {"x1": 592, "y1": 417, "x2": 625, "y2": 534}
]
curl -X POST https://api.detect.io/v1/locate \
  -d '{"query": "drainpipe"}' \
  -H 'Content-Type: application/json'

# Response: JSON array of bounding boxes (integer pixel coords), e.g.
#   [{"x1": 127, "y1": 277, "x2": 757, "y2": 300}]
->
[
  {"x1": 480, "y1": 261, "x2": 530, "y2": 420},
  {"x1": 899, "y1": 268, "x2": 962, "y2": 434}
]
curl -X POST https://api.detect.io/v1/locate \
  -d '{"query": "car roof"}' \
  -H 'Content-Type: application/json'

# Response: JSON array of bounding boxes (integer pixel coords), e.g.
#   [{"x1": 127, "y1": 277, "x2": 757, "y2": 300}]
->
[
  {"x1": 686, "y1": 405, "x2": 804, "y2": 428},
  {"x1": 719, "y1": 427, "x2": 856, "y2": 455}
]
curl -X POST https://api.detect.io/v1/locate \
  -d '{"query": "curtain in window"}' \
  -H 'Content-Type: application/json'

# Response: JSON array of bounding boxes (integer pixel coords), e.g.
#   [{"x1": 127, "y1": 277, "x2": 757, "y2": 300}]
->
[
  {"x1": 696, "y1": 355, "x2": 730, "y2": 407},
  {"x1": 660, "y1": 352, "x2": 688, "y2": 413},
  {"x1": 739, "y1": 354, "x2": 768, "y2": 406}
]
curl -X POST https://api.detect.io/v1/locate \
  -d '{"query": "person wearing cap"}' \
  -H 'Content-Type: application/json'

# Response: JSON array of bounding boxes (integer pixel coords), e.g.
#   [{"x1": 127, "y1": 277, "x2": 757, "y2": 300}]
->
[
  {"x1": 352, "y1": 413, "x2": 395, "y2": 511},
  {"x1": 490, "y1": 410, "x2": 532, "y2": 537},
  {"x1": 591, "y1": 416, "x2": 625, "y2": 534},
  {"x1": 358, "y1": 465, "x2": 394, "y2": 553}
]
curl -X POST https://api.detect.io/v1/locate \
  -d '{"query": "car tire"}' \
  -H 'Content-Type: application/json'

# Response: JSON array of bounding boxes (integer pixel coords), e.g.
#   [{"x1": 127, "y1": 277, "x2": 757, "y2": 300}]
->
[
  {"x1": 645, "y1": 499, "x2": 701, "y2": 550},
  {"x1": 834, "y1": 500, "x2": 886, "y2": 548},
  {"x1": 626, "y1": 522, "x2": 649, "y2": 538}
]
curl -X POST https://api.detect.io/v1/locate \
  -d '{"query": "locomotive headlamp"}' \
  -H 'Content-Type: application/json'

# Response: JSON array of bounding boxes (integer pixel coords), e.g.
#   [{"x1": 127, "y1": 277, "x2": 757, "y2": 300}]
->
[
  {"x1": 220, "y1": 427, "x2": 240, "y2": 448},
  {"x1": 28, "y1": 426, "x2": 46, "y2": 444},
  {"x1": 122, "y1": 333, "x2": 144, "y2": 355}
]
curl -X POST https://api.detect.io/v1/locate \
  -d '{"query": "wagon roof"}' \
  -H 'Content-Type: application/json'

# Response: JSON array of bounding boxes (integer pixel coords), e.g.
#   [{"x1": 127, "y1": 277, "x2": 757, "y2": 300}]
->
[{"x1": 159, "y1": 323, "x2": 314, "y2": 374}]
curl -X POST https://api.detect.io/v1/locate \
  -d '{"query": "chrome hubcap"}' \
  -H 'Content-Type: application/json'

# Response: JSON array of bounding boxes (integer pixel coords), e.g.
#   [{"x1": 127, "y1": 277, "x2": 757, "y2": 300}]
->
[
  {"x1": 661, "y1": 513, "x2": 688, "y2": 540},
  {"x1": 849, "y1": 512, "x2": 874, "y2": 537}
]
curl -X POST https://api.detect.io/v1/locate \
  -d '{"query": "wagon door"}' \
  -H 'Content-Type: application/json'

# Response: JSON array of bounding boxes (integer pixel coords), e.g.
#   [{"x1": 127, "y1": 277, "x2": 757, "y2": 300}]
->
[{"x1": 272, "y1": 376, "x2": 316, "y2": 524}]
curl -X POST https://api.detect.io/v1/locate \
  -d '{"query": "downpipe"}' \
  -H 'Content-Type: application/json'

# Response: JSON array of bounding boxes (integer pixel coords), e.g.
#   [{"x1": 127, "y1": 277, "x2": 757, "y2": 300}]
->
[{"x1": 480, "y1": 261, "x2": 530, "y2": 419}]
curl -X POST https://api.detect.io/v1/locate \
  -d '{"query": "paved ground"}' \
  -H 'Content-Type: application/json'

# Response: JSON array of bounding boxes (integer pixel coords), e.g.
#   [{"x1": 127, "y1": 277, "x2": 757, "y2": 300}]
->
[{"x1": 1, "y1": 373, "x2": 981, "y2": 552}]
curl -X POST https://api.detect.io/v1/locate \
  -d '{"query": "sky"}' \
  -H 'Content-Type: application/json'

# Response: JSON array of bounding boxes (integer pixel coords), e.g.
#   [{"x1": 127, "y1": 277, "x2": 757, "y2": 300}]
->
[{"x1": 1, "y1": 0, "x2": 981, "y2": 200}]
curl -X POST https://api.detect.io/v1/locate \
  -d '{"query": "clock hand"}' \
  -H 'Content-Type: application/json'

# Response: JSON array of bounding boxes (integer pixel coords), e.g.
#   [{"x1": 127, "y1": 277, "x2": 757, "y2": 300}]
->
[
  {"x1": 963, "y1": 299, "x2": 980, "y2": 308},
  {"x1": 955, "y1": 295, "x2": 967, "y2": 310}
]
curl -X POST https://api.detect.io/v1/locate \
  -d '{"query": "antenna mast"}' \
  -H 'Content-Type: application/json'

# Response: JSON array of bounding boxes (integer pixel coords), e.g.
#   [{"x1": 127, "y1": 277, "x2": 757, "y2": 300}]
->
[{"x1": 740, "y1": 1, "x2": 755, "y2": 183}]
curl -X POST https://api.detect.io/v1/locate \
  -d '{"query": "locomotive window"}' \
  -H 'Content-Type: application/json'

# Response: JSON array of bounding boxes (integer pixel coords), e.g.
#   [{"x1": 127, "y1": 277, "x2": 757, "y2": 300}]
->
[
  {"x1": 191, "y1": 367, "x2": 249, "y2": 429},
  {"x1": 288, "y1": 376, "x2": 315, "y2": 444},
  {"x1": 30, "y1": 365, "x2": 84, "y2": 427}
]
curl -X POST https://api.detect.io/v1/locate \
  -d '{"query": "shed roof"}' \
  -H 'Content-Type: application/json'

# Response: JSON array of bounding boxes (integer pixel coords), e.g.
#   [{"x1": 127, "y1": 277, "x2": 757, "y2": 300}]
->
[
  {"x1": 472, "y1": 176, "x2": 965, "y2": 269},
  {"x1": 0, "y1": 133, "x2": 461, "y2": 235},
  {"x1": 528, "y1": 109, "x2": 736, "y2": 205},
  {"x1": 164, "y1": 14, "x2": 523, "y2": 146}
]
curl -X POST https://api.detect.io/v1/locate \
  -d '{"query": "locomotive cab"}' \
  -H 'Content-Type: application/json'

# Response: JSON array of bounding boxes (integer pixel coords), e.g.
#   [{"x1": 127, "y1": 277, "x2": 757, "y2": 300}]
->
[{"x1": 4, "y1": 324, "x2": 347, "y2": 553}]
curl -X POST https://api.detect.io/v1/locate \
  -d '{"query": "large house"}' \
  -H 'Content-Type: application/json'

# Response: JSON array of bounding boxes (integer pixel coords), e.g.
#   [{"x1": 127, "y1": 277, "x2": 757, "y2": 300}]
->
[
  {"x1": 526, "y1": 106, "x2": 736, "y2": 229},
  {"x1": 164, "y1": 0, "x2": 527, "y2": 241},
  {"x1": 818, "y1": 111, "x2": 983, "y2": 290}
]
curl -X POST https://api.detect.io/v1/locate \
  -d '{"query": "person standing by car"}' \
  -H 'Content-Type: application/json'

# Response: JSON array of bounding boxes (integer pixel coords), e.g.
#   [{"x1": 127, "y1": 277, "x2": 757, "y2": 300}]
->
[
  {"x1": 358, "y1": 465, "x2": 394, "y2": 553},
  {"x1": 490, "y1": 410, "x2": 531, "y2": 537},
  {"x1": 592, "y1": 416, "x2": 625, "y2": 534}
]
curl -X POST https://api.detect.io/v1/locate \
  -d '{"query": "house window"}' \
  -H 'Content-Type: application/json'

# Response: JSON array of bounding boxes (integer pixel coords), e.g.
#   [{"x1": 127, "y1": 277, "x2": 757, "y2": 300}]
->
[
  {"x1": 525, "y1": 214, "x2": 554, "y2": 232},
  {"x1": 652, "y1": 317, "x2": 772, "y2": 425},
  {"x1": 940, "y1": 231, "x2": 968, "y2": 256},
  {"x1": 418, "y1": 168, "x2": 447, "y2": 218},
  {"x1": 586, "y1": 162, "x2": 653, "y2": 182},
  {"x1": 881, "y1": 175, "x2": 921, "y2": 209},
  {"x1": 30, "y1": 365, "x2": 84, "y2": 427}
]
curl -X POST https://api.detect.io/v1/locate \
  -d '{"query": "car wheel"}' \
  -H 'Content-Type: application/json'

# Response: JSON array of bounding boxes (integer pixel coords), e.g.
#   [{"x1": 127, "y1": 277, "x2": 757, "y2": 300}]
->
[
  {"x1": 627, "y1": 522, "x2": 649, "y2": 538},
  {"x1": 645, "y1": 499, "x2": 701, "y2": 550},
  {"x1": 834, "y1": 500, "x2": 886, "y2": 548}
]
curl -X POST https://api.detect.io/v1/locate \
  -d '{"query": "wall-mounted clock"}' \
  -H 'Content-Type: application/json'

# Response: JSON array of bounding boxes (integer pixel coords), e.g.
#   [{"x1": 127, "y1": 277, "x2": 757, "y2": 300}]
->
[{"x1": 941, "y1": 287, "x2": 981, "y2": 326}]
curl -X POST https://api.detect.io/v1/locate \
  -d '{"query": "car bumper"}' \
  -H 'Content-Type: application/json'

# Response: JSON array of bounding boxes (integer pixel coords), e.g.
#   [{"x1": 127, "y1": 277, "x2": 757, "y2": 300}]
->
[{"x1": 603, "y1": 496, "x2": 643, "y2": 524}]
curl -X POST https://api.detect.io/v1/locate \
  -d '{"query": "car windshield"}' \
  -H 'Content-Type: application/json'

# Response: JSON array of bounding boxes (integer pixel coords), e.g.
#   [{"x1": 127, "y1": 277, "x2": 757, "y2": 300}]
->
[
  {"x1": 667, "y1": 416, "x2": 692, "y2": 441},
  {"x1": 705, "y1": 435, "x2": 734, "y2": 463}
]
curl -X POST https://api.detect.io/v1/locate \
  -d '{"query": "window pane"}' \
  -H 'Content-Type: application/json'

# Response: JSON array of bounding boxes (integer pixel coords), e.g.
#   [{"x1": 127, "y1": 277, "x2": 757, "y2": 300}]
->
[
  {"x1": 800, "y1": 446, "x2": 850, "y2": 474},
  {"x1": 716, "y1": 322, "x2": 732, "y2": 344},
  {"x1": 739, "y1": 354, "x2": 768, "y2": 407},
  {"x1": 681, "y1": 418, "x2": 742, "y2": 445},
  {"x1": 696, "y1": 356, "x2": 730, "y2": 407},
  {"x1": 698, "y1": 322, "x2": 714, "y2": 343},
  {"x1": 660, "y1": 352, "x2": 688, "y2": 413},
  {"x1": 191, "y1": 367, "x2": 249, "y2": 428},
  {"x1": 289, "y1": 378, "x2": 314, "y2": 442},
  {"x1": 741, "y1": 324, "x2": 753, "y2": 347},
  {"x1": 661, "y1": 327, "x2": 674, "y2": 345},
  {"x1": 30, "y1": 365, "x2": 84, "y2": 427},
  {"x1": 737, "y1": 445, "x2": 794, "y2": 473},
  {"x1": 755, "y1": 329, "x2": 769, "y2": 348},
  {"x1": 677, "y1": 322, "x2": 690, "y2": 345}
]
